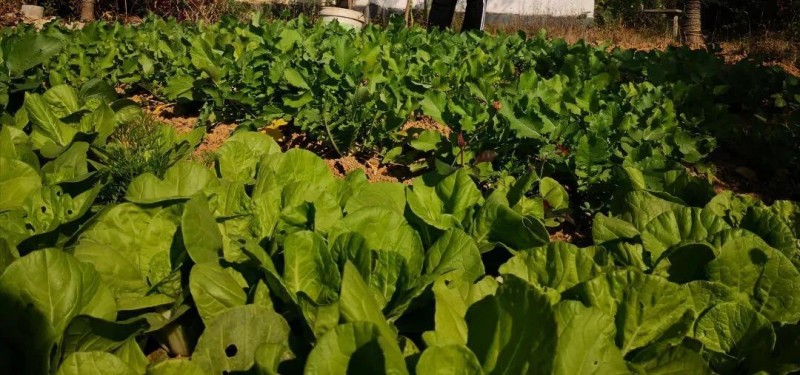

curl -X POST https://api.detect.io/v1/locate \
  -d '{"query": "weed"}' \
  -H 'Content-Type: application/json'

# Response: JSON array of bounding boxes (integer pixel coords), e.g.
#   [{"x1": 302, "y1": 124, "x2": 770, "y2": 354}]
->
[{"x1": 97, "y1": 115, "x2": 175, "y2": 203}]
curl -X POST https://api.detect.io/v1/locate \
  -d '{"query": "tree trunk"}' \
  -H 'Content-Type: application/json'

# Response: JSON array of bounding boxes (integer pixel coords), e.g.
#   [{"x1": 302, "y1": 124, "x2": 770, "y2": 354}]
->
[
  {"x1": 683, "y1": 0, "x2": 703, "y2": 47},
  {"x1": 80, "y1": 0, "x2": 96, "y2": 21}
]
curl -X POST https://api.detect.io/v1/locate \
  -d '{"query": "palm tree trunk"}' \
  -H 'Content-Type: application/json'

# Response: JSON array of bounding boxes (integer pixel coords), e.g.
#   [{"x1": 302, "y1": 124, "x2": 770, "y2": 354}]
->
[
  {"x1": 80, "y1": 0, "x2": 96, "y2": 21},
  {"x1": 683, "y1": 0, "x2": 703, "y2": 47}
]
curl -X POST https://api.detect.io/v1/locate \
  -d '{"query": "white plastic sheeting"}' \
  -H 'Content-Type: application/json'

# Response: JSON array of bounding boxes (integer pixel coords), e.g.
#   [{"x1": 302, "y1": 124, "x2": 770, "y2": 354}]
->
[{"x1": 356, "y1": 0, "x2": 594, "y2": 17}]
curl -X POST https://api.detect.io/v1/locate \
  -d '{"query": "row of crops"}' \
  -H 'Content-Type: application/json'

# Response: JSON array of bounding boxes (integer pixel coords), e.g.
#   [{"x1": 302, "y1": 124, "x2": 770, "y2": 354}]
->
[{"x1": 1, "y1": 15, "x2": 800, "y2": 374}]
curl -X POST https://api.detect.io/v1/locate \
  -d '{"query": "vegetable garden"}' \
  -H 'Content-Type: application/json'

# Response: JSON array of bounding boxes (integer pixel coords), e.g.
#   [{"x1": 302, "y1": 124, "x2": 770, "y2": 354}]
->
[{"x1": 1, "y1": 14, "x2": 800, "y2": 374}]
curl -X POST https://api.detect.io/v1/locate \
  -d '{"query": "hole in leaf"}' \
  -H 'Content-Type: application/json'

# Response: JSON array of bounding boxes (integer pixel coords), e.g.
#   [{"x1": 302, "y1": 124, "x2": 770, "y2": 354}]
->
[
  {"x1": 41, "y1": 206, "x2": 47, "y2": 213},
  {"x1": 55, "y1": 190, "x2": 62, "y2": 196},
  {"x1": 225, "y1": 344, "x2": 238, "y2": 358},
  {"x1": 237, "y1": 238, "x2": 246, "y2": 244},
  {"x1": 67, "y1": 210, "x2": 73, "y2": 216}
]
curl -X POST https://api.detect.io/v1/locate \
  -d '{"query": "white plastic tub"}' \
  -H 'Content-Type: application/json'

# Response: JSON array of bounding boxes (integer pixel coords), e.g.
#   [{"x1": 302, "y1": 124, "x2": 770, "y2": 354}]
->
[{"x1": 320, "y1": 6, "x2": 367, "y2": 29}]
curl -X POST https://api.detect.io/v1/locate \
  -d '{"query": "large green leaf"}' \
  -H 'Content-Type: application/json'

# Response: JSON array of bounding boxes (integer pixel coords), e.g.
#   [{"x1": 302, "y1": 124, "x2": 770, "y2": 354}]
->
[
  {"x1": 591, "y1": 214, "x2": 640, "y2": 244},
  {"x1": 416, "y1": 345, "x2": 483, "y2": 375},
  {"x1": 500, "y1": 242, "x2": 605, "y2": 293},
  {"x1": 189, "y1": 263, "x2": 247, "y2": 325},
  {"x1": 552, "y1": 301, "x2": 628, "y2": 375},
  {"x1": 329, "y1": 207, "x2": 424, "y2": 281},
  {"x1": 6, "y1": 33, "x2": 63, "y2": 75},
  {"x1": 43, "y1": 84, "x2": 80, "y2": 118},
  {"x1": 640, "y1": 207, "x2": 730, "y2": 261},
  {"x1": 471, "y1": 198, "x2": 549, "y2": 252},
  {"x1": 425, "y1": 229, "x2": 484, "y2": 282},
  {"x1": 739, "y1": 207, "x2": 797, "y2": 257},
  {"x1": 215, "y1": 132, "x2": 280, "y2": 183},
  {"x1": 189, "y1": 38, "x2": 224, "y2": 82},
  {"x1": 707, "y1": 237, "x2": 800, "y2": 323},
  {"x1": 283, "y1": 230, "x2": 340, "y2": 303},
  {"x1": 465, "y1": 275, "x2": 556, "y2": 375},
  {"x1": 193, "y1": 305, "x2": 290, "y2": 374},
  {"x1": 74, "y1": 203, "x2": 180, "y2": 310},
  {"x1": 41, "y1": 142, "x2": 91, "y2": 185},
  {"x1": 181, "y1": 193, "x2": 223, "y2": 264},
  {"x1": 125, "y1": 161, "x2": 218, "y2": 204},
  {"x1": 627, "y1": 344, "x2": 711, "y2": 375},
  {"x1": 0, "y1": 156, "x2": 41, "y2": 211},
  {"x1": 60, "y1": 316, "x2": 149, "y2": 361},
  {"x1": 613, "y1": 191, "x2": 683, "y2": 230},
  {"x1": 304, "y1": 322, "x2": 408, "y2": 375},
  {"x1": 339, "y1": 262, "x2": 397, "y2": 341},
  {"x1": 345, "y1": 181, "x2": 407, "y2": 215},
  {"x1": 24, "y1": 92, "x2": 77, "y2": 152},
  {"x1": 0, "y1": 249, "x2": 116, "y2": 374},
  {"x1": 146, "y1": 359, "x2": 204, "y2": 375},
  {"x1": 56, "y1": 352, "x2": 136, "y2": 375},
  {"x1": 407, "y1": 169, "x2": 483, "y2": 230},
  {"x1": 573, "y1": 269, "x2": 694, "y2": 354},
  {"x1": 694, "y1": 302, "x2": 775, "y2": 356}
]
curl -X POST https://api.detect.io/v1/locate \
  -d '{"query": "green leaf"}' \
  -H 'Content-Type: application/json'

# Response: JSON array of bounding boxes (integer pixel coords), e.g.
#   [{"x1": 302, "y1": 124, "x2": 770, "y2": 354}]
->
[
  {"x1": 6, "y1": 33, "x2": 62, "y2": 75},
  {"x1": 425, "y1": 229, "x2": 485, "y2": 282},
  {"x1": 114, "y1": 339, "x2": 149, "y2": 374},
  {"x1": 215, "y1": 132, "x2": 280, "y2": 183},
  {"x1": 146, "y1": 359, "x2": 204, "y2": 375},
  {"x1": 56, "y1": 352, "x2": 136, "y2": 375},
  {"x1": 628, "y1": 345, "x2": 711, "y2": 375},
  {"x1": 193, "y1": 305, "x2": 290, "y2": 374},
  {"x1": 283, "y1": 231, "x2": 340, "y2": 303},
  {"x1": 416, "y1": 345, "x2": 483, "y2": 375},
  {"x1": 471, "y1": 198, "x2": 549, "y2": 252},
  {"x1": 407, "y1": 170, "x2": 483, "y2": 230},
  {"x1": 345, "y1": 181, "x2": 407, "y2": 216},
  {"x1": 707, "y1": 237, "x2": 800, "y2": 323},
  {"x1": 466, "y1": 275, "x2": 556, "y2": 374},
  {"x1": 41, "y1": 142, "x2": 90, "y2": 185},
  {"x1": 0, "y1": 156, "x2": 41, "y2": 211},
  {"x1": 24, "y1": 92, "x2": 77, "y2": 152},
  {"x1": 540, "y1": 177, "x2": 569, "y2": 211},
  {"x1": 125, "y1": 161, "x2": 218, "y2": 204},
  {"x1": 283, "y1": 68, "x2": 310, "y2": 89},
  {"x1": 339, "y1": 262, "x2": 397, "y2": 341},
  {"x1": 0, "y1": 249, "x2": 117, "y2": 374},
  {"x1": 329, "y1": 207, "x2": 424, "y2": 281},
  {"x1": 592, "y1": 214, "x2": 640, "y2": 244},
  {"x1": 74, "y1": 203, "x2": 179, "y2": 310},
  {"x1": 43, "y1": 84, "x2": 80, "y2": 118},
  {"x1": 409, "y1": 130, "x2": 442, "y2": 152},
  {"x1": 574, "y1": 269, "x2": 694, "y2": 354},
  {"x1": 252, "y1": 343, "x2": 292, "y2": 375},
  {"x1": 500, "y1": 242, "x2": 605, "y2": 293},
  {"x1": 613, "y1": 191, "x2": 683, "y2": 231},
  {"x1": 640, "y1": 207, "x2": 730, "y2": 261},
  {"x1": 61, "y1": 316, "x2": 148, "y2": 360},
  {"x1": 189, "y1": 263, "x2": 248, "y2": 325},
  {"x1": 181, "y1": 193, "x2": 223, "y2": 264},
  {"x1": 552, "y1": 301, "x2": 628, "y2": 375},
  {"x1": 740, "y1": 207, "x2": 798, "y2": 257},
  {"x1": 304, "y1": 322, "x2": 409, "y2": 375},
  {"x1": 694, "y1": 302, "x2": 775, "y2": 355},
  {"x1": 653, "y1": 242, "x2": 716, "y2": 283},
  {"x1": 189, "y1": 38, "x2": 223, "y2": 82}
]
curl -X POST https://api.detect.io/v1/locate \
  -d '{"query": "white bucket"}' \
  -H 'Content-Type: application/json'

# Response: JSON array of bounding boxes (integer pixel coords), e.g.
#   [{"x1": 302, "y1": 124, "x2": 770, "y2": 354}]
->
[
  {"x1": 320, "y1": 7, "x2": 366, "y2": 29},
  {"x1": 21, "y1": 5, "x2": 45, "y2": 19}
]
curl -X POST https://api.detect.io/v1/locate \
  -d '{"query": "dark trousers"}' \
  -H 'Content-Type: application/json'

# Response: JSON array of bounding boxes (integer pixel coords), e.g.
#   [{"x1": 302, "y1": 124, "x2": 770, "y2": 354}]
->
[{"x1": 428, "y1": 0, "x2": 486, "y2": 32}]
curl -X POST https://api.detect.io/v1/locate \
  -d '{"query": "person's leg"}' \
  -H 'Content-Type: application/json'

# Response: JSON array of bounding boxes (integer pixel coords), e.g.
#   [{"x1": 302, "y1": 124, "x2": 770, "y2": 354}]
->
[
  {"x1": 461, "y1": 0, "x2": 486, "y2": 32},
  {"x1": 428, "y1": 0, "x2": 458, "y2": 30}
]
